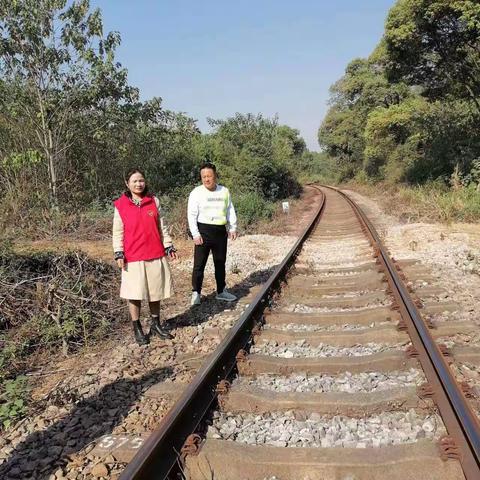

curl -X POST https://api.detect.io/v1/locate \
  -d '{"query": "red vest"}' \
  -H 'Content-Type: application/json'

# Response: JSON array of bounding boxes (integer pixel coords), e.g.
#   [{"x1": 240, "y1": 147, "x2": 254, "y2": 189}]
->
[{"x1": 114, "y1": 194, "x2": 166, "y2": 262}]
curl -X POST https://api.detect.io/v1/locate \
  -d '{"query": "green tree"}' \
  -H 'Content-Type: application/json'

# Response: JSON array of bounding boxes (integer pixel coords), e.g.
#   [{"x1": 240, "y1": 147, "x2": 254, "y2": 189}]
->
[
  {"x1": 0, "y1": 0, "x2": 135, "y2": 208},
  {"x1": 384, "y1": 0, "x2": 480, "y2": 112},
  {"x1": 364, "y1": 97, "x2": 480, "y2": 182},
  {"x1": 207, "y1": 113, "x2": 278, "y2": 161},
  {"x1": 204, "y1": 113, "x2": 303, "y2": 200},
  {"x1": 318, "y1": 1, "x2": 480, "y2": 185},
  {"x1": 275, "y1": 125, "x2": 306, "y2": 157},
  {"x1": 318, "y1": 57, "x2": 410, "y2": 175},
  {"x1": 319, "y1": 107, "x2": 364, "y2": 168},
  {"x1": 364, "y1": 96, "x2": 430, "y2": 180},
  {"x1": 69, "y1": 96, "x2": 200, "y2": 203}
]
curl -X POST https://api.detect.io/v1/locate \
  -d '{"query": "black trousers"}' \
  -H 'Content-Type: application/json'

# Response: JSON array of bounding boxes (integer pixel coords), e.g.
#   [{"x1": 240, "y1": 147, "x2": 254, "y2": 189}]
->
[{"x1": 192, "y1": 223, "x2": 228, "y2": 294}]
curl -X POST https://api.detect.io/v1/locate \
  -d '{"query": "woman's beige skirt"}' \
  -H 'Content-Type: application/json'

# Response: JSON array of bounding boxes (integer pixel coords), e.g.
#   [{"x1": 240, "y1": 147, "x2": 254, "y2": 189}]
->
[{"x1": 120, "y1": 257, "x2": 173, "y2": 301}]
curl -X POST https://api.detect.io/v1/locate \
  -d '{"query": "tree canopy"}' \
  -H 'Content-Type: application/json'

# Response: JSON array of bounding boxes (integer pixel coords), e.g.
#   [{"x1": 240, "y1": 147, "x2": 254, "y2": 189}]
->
[
  {"x1": 384, "y1": 0, "x2": 480, "y2": 111},
  {"x1": 0, "y1": 1, "x2": 312, "y2": 235},
  {"x1": 318, "y1": 0, "x2": 480, "y2": 185}
]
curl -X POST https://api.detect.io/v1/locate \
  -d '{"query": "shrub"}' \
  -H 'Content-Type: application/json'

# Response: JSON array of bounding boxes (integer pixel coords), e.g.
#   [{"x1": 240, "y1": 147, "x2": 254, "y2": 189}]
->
[
  {"x1": 0, "y1": 376, "x2": 29, "y2": 430},
  {"x1": 234, "y1": 192, "x2": 276, "y2": 228}
]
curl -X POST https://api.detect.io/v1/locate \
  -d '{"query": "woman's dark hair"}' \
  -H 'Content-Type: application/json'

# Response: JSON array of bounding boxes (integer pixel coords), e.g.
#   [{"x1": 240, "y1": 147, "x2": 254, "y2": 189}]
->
[
  {"x1": 199, "y1": 161, "x2": 217, "y2": 175},
  {"x1": 124, "y1": 168, "x2": 150, "y2": 197}
]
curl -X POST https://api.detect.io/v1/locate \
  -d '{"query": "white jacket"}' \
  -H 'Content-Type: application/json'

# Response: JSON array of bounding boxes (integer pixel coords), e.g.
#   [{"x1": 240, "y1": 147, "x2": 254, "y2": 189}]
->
[{"x1": 187, "y1": 184, "x2": 237, "y2": 238}]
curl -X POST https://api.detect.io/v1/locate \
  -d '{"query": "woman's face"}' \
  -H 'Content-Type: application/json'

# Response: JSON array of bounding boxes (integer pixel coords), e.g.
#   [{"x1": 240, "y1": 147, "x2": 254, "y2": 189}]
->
[
  {"x1": 200, "y1": 168, "x2": 216, "y2": 191},
  {"x1": 126, "y1": 172, "x2": 146, "y2": 196}
]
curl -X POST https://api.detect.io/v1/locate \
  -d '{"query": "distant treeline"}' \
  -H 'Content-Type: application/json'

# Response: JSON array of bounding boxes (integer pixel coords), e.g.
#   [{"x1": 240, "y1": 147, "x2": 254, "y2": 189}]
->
[
  {"x1": 0, "y1": 0, "x2": 329, "y2": 236},
  {"x1": 318, "y1": 0, "x2": 480, "y2": 187}
]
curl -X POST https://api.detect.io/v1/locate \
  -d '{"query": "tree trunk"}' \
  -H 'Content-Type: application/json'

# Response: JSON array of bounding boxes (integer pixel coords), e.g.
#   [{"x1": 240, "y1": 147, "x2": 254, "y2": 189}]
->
[{"x1": 46, "y1": 129, "x2": 59, "y2": 212}]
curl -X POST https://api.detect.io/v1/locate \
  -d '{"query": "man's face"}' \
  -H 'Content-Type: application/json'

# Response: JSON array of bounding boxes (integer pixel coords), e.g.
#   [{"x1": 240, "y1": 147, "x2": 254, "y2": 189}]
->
[{"x1": 200, "y1": 168, "x2": 216, "y2": 191}]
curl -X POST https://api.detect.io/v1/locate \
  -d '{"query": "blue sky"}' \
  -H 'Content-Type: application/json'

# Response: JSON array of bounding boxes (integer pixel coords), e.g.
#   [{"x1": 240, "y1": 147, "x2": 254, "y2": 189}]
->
[{"x1": 95, "y1": 0, "x2": 396, "y2": 150}]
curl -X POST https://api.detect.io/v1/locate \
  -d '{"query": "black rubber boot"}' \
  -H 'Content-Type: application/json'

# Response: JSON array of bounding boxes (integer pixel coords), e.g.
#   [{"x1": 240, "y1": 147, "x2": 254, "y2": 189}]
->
[
  {"x1": 133, "y1": 320, "x2": 149, "y2": 345},
  {"x1": 150, "y1": 316, "x2": 174, "y2": 340}
]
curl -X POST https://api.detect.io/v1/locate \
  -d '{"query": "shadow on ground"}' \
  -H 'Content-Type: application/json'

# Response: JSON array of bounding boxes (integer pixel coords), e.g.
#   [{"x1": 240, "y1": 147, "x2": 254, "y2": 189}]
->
[
  {"x1": 167, "y1": 266, "x2": 277, "y2": 330},
  {"x1": 0, "y1": 367, "x2": 172, "y2": 479}
]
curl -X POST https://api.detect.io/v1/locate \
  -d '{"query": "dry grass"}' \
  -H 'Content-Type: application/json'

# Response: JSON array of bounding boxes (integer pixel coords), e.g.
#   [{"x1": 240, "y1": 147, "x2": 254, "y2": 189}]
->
[
  {"x1": 348, "y1": 182, "x2": 480, "y2": 224},
  {"x1": 0, "y1": 248, "x2": 124, "y2": 378}
]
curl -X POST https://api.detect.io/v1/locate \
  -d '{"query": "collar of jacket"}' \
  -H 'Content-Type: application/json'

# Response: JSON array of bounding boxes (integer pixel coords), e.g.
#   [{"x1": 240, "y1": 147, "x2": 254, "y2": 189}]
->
[{"x1": 124, "y1": 193, "x2": 154, "y2": 206}]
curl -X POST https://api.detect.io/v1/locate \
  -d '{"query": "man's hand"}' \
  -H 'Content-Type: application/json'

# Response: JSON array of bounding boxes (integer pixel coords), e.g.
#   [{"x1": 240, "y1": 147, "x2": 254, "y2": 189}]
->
[
  {"x1": 116, "y1": 258, "x2": 125, "y2": 270},
  {"x1": 193, "y1": 235, "x2": 204, "y2": 245},
  {"x1": 229, "y1": 231, "x2": 238, "y2": 241},
  {"x1": 169, "y1": 251, "x2": 178, "y2": 260}
]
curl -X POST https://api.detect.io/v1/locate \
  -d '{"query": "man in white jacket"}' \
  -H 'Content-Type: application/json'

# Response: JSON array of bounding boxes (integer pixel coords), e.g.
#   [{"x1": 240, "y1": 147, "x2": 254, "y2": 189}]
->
[{"x1": 188, "y1": 162, "x2": 238, "y2": 305}]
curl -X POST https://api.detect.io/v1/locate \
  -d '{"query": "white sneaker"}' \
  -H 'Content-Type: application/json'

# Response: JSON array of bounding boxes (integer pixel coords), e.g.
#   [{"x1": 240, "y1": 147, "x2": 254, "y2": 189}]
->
[
  {"x1": 191, "y1": 291, "x2": 201, "y2": 306},
  {"x1": 215, "y1": 289, "x2": 237, "y2": 302}
]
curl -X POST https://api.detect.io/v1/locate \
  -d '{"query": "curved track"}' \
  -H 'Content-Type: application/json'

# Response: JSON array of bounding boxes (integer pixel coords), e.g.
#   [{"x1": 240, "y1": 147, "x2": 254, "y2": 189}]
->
[{"x1": 119, "y1": 186, "x2": 480, "y2": 480}]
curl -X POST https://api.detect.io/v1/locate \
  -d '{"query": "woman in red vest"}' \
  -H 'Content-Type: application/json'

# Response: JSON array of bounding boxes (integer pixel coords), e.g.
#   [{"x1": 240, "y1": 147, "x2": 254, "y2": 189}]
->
[{"x1": 112, "y1": 168, "x2": 177, "y2": 345}]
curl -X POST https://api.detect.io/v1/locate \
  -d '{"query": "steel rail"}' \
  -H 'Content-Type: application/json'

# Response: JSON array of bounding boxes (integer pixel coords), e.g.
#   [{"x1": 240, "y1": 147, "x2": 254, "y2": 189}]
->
[
  {"x1": 330, "y1": 185, "x2": 480, "y2": 480},
  {"x1": 119, "y1": 188, "x2": 326, "y2": 480}
]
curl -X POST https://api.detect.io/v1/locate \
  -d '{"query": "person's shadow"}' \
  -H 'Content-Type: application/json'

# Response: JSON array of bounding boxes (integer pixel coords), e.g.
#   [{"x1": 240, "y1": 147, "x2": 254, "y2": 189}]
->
[
  {"x1": 0, "y1": 367, "x2": 172, "y2": 479},
  {"x1": 167, "y1": 266, "x2": 277, "y2": 330}
]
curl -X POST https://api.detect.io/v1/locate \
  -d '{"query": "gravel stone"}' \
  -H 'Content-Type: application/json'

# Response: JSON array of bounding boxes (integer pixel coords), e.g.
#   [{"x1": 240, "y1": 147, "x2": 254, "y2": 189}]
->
[
  {"x1": 285, "y1": 302, "x2": 392, "y2": 313},
  {"x1": 91, "y1": 463, "x2": 109, "y2": 477},
  {"x1": 178, "y1": 235, "x2": 296, "y2": 277},
  {"x1": 209, "y1": 410, "x2": 445, "y2": 448},
  {"x1": 251, "y1": 340, "x2": 406, "y2": 358},
  {"x1": 242, "y1": 369, "x2": 425, "y2": 393},
  {"x1": 267, "y1": 321, "x2": 392, "y2": 332}
]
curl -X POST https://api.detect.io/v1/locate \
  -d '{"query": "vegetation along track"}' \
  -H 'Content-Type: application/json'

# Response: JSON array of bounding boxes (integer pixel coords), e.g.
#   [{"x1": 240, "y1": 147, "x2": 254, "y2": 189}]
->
[{"x1": 103, "y1": 186, "x2": 480, "y2": 480}]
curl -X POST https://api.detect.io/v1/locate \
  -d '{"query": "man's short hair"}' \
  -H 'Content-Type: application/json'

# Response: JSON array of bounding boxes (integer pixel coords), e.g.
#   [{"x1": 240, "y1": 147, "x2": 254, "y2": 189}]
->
[{"x1": 199, "y1": 161, "x2": 216, "y2": 174}]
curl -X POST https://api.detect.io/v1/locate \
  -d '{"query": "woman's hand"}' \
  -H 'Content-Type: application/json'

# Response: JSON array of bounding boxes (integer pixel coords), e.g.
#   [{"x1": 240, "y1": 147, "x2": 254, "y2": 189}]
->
[
  {"x1": 116, "y1": 258, "x2": 125, "y2": 270},
  {"x1": 193, "y1": 235, "x2": 203, "y2": 245},
  {"x1": 165, "y1": 245, "x2": 178, "y2": 260}
]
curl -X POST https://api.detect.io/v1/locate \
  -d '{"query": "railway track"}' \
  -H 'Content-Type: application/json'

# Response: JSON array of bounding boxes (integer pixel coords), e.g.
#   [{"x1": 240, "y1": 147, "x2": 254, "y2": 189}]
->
[{"x1": 115, "y1": 186, "x2": 480, "y2": 480}]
